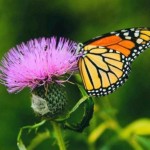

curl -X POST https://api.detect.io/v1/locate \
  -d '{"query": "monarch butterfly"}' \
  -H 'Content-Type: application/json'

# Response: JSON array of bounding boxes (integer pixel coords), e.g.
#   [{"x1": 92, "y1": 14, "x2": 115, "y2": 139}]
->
[{"x1": 78, "y1": 27, "x2": 150, "y2": 96}]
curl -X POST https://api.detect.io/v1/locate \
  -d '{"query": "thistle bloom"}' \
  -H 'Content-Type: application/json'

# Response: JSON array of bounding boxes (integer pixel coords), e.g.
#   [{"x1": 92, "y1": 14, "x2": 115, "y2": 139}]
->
[
  {"x1": 0, "y1": 37, "x2": 79, "y2": 117},
  {"x1": 0, "y1": 37, "x2": 78, "y2": 93}
]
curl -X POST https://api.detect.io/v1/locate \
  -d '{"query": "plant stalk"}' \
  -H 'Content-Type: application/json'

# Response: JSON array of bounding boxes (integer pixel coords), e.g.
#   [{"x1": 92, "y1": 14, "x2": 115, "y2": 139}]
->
[{"x1": 52, "y1": 121, "x2": 66, "y2": 150}]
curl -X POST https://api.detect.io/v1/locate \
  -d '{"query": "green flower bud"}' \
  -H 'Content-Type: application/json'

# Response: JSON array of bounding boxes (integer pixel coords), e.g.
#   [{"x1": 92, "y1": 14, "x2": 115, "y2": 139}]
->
[{"x1": 31, "y1": 83, "x2": 67, "y2": 118}]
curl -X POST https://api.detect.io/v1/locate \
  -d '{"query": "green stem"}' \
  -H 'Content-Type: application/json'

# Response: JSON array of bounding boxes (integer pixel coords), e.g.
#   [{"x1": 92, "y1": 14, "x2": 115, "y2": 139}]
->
[{"x1": 52, "y1": 121, "x2": 66, "y2": 150}]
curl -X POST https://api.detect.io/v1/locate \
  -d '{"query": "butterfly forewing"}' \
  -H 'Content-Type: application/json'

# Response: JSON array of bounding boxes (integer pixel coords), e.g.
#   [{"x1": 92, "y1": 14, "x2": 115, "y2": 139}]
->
[
  {"x1": 84, "y1": 27, "x2": 150, "y2": 62},
  {"x1": 78, "y1": 27, "x2": 150, "y2": 96}
]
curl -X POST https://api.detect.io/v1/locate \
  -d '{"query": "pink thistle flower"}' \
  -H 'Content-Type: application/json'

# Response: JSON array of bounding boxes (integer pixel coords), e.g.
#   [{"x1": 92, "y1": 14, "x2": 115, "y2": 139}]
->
[{"x1": 0, "y1": 37, "x2": 78, "y2": 93}]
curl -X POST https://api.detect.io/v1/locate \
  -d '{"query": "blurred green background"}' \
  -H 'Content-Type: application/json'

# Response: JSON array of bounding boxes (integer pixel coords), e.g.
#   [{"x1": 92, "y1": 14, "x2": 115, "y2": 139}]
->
[{"x1": 0, "y1": 0, "x2": 150, "y2": 150}]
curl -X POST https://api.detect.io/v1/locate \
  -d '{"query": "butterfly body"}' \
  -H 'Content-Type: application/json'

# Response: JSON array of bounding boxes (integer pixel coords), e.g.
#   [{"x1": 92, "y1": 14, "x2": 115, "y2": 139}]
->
[{"x1": 78, "y1": 27, "x2": 150, "y2": 96}]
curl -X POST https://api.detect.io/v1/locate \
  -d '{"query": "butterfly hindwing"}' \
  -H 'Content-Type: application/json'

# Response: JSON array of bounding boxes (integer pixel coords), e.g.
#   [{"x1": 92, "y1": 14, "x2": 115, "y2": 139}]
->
[
  {"x1": 79, "y1": 46, "x2": 130, "y2": 96},
  {"x1": 78, "y1": 27, "x2": 150, "y2": 96}
]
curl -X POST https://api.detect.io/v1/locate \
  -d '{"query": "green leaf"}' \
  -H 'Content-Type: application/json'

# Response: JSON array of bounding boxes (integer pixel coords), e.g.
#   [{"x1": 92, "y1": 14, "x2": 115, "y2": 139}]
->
[
  {"x1": 17, "y1": 120, "x2": 46, "y2": 150},
  {"x1": 63, "y1": 96, "x2": 94, "y2": 132},
  {"x1": 136, "y1": 136, "x2": 150, "y2": 149},
  {"x1": 27, "y1": 130, "x2": 50, "y2": 150},
  {"x1": 17, "y1": 139, "x2": 27, "y2": 150},
  {"x1": 88, "y1": 122, "x2": 108, "y2": 144},
  {"x1": 56, "y1": 95, "x2": 89, "y2": 122},
  {"x1": 60, "y1": 84, "x2": 94, "y2": 132},
  {"x1": 120, "y1": 119, "x2": 150, "y2": 139}
]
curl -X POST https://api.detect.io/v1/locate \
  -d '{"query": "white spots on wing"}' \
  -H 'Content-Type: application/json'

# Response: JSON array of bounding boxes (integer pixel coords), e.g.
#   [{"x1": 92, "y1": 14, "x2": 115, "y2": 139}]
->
[
  {"x1": 128, "y1": 57, "x2": 131, "y2": 61},
  {"x1": 136, "y1": 38, "x2": 143, "y2": 44},
  {"x1": 122, "y1": 55, "x2": 125, "y2": 59},
  {"x1": 98, "y1": 46, "x2": 105, "y2": 48},
  {"x1": 121, "y1": 29, "x2": 127, "y2": 32},
  {"x1": 130, "y1": 28, "x2": 135, "y2": 31},
  {"x1": 134, "y1": 32, "x2": 139, "y2": 37},
  {"x1": 135, "y1": 30, "x2": 140, "y2": 33},
  {"x1": 115, "y1": 33, "x2": 120, "y2": 36},
  {"x1": 109, "y1": 49, "x2": 114, "y2": 52},
  {"x1": 137, "y1": 51, "x2": 140, "y2": 54},
  {"x1": 111, "y1": 31, "x2": 116, "y2": 34},
  {"x1": 116, "y1": 51, "x2": 120, "y2": 54},
  {"x1": 125, "y1": 36, "x2": 131, "y2": 39},
  {"x1": 123, "y1": 32, "x2": 129, "y2": 36}
]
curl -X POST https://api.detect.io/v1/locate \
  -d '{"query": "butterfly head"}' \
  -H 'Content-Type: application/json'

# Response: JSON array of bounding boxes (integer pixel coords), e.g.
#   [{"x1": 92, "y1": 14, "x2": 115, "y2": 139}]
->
[
  {"x1": 76, "y1": 43, "x2": 88, "y2": 58},
  {"x1": 76, "y1": 43, "x2": 84, "y2": 53}
]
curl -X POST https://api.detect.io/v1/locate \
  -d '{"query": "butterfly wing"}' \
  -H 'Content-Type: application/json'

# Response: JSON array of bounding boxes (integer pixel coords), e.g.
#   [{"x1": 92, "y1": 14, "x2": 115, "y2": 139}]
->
[{"x1": 78, "y1": 27, "x2": 150, "y2": 96}]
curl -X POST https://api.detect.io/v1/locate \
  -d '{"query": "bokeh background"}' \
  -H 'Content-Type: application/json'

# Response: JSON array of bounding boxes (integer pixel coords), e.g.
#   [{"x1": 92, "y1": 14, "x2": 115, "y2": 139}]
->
[{"x1": 0, "y1": 0, "x2": 150, "y2": 150}]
